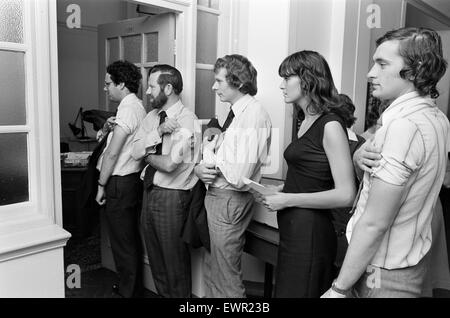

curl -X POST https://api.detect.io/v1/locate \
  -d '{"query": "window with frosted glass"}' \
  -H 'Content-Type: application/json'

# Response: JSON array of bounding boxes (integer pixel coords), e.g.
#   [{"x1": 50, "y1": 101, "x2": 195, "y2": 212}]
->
[
  {"x1": 196, "y1": 11, "x2": 218, "y2": 64},
  {"x1": 108, "y1": 37, "x2": 119, "y2": 64},
  {"x1": 210, "y1": 0, "x2": 219, "y2": 9},
  {"x1": 197, "y1": 0, "x2": 219, "y2": 9},
  {"x1": 145, "y1": 32, "x2": 158, "y2": 63},
  {"x1": 0, "y1": 50, "x2": 26, "y2": 125},
  {"x1": 195, "y1": 69, "x2": 215, "y2": 119},
  {"x1": 0, "y1": 133, "x2": 28, "y2": 206},
  {"x1": 197, "y1": 0, "x2": 209, "y2": 7},
  {"x1": 123, "y1": 34, "x2": 142, "y2": 63},
  {"x1": 0, "y1": 0, "x2": 24, "y2": 43}
]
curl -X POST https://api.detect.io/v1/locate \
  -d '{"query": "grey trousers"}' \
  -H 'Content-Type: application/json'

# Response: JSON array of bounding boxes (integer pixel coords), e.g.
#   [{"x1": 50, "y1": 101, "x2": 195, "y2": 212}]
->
[
  {"x1": 353, "y1": 252, "x2": 430, "y2": 298},
  {"x1": 141, "y1": 186, "x2": 192, "y2": 298},
  {"x1": 203, "y1": 187, "x2": 255, "y2": 298}
]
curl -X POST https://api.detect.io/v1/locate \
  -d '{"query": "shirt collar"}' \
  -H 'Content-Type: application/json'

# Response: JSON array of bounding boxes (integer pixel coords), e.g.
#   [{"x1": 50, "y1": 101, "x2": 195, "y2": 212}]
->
[
  {"x1": 230, "y1": 94, "x2": 253, "y2": 118},
  {"x1": 381, "y1": 91, "x2": 434, "y2": 125},
  {"x1": 118, "y1": 93, "x2": 139, "y2": 108},
  {"x1": 158, "y1": 100, "x2": 183, "y2": 118}
]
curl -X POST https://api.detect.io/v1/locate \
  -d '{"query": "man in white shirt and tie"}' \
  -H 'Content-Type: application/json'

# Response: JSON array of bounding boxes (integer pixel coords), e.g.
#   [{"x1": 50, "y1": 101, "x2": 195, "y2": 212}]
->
[
  {"x1": 132, "y1": 65, "x2": 200, "y2": 297},
  {"x1": 195, "y1": 54, "x2": 272, "y2": 297}
]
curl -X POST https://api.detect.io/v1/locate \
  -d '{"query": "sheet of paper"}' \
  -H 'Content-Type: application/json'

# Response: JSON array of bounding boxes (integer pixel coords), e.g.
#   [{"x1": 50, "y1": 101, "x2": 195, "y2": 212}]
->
[{"x1": 242, "y1": 177, "x2": 278, "y2": 195}]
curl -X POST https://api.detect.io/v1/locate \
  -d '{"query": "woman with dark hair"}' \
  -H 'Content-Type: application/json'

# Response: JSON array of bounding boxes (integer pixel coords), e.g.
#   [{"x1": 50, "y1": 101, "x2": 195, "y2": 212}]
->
[{"x1": 259, "y1": 51, "x2": 356, "y2": 297}]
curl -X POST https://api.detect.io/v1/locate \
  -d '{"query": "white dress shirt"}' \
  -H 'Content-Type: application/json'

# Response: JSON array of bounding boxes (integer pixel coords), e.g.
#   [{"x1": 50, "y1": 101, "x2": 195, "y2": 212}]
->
[
  {"x1": 131, "y1": 100, "x2": 200, "y2": 190},
  {"x1": 207, "y1": 94, "x2": 272, "y2": 191},
  {"x1": 96, "y1": 93, "x2": 146, "y2": 176}
]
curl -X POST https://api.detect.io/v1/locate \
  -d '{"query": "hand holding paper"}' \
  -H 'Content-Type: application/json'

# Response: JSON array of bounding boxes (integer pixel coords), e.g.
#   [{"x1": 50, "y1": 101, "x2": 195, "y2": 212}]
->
[{"x1": 243, "y1": 177, "x2": 290, "y2": 212}]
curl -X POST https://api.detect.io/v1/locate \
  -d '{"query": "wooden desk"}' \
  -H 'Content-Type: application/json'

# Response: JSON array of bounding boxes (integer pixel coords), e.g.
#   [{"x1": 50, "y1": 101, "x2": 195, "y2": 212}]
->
[{"x1": 244, "y1": 221, "x2": 279, "y2": 298}]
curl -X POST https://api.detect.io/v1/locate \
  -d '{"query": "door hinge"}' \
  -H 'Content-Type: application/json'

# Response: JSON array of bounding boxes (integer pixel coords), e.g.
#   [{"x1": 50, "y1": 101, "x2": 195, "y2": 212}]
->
[{"x1": 173, "y1": 40, "x2": 177, "y2": 56}]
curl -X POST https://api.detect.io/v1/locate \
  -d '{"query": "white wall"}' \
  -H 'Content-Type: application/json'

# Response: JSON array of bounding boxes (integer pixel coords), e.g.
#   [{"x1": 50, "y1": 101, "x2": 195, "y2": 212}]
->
[
  {"x1": 341, "y1": 0, "x2": 405, "y2": 133},
  {"x1": 218, "y1": 0, "x2": 293, "y2": 286},
  {"x1": 247, "y1": 0, "x2": 291, "y2": 180},
  {"x1": 57, "y1": 0, "x2": 127, "y2": 140},
  {"x1": 0, "y1": 245, "x2": 66, "y2": 297},
  {"x1": 404, "y1": 3, "x2": 450, "y2": 117}
]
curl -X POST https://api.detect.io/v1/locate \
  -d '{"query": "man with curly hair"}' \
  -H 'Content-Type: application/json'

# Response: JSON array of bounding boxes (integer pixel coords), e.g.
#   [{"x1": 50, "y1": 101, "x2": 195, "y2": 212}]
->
[
  {"x1": 194, "y1": 54, "x2": 272, "y2": 297},
  {"x1": 96, "y1": 60, "x2": 146, "y2": 298},
  {"x1": 323, "y1": 28, "x2": 450, "y2": 298}
]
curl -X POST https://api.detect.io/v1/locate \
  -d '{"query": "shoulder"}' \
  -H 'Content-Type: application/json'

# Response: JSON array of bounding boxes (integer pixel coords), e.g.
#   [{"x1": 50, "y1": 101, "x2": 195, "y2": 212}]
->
[
  {"x1": 323, "y1": 121, "x2": 347, "y2": 139},
  {"x1": 145, "y1": 109, "x2": 158, "y2": 118},
  {"x1": 178, "y1": 105, "x2": 199, "y2": 122},
  {"x1": 376, "y1": 118, "x2": 424, "y2": 161},
  {"x1": 385, "y1": 118, "x2": 419, "y2": 138},
  {"x1": 118, "y1": 101, "x2": 144, "y2": 117},
  {"x1": 245, "y1": 98, "x2": 271, "y2": 124},
  {"x1": 321, "y1": 112, "x2": 346, "y2": 127}
]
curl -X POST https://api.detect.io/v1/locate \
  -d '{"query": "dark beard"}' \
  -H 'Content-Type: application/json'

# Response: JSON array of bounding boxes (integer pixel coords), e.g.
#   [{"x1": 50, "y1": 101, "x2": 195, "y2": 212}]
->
[{"x1": 149, "y1": 91, "x2": 168, "y2": 109}]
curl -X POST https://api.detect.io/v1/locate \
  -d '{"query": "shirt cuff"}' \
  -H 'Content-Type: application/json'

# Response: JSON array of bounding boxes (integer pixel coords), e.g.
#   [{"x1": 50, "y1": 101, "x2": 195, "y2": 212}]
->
[
  {"x1": 114, "y1": 118, "x2": 131, "y2": 135},
  {"x1": 371, "y1": 156, "x2": 412, "y2": 186}
]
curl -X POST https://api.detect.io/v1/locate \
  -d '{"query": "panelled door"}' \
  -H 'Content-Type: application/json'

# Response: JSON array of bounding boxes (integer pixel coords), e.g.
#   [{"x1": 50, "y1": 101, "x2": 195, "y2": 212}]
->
[{"x1": 98, "y1": 13, "x2": 176, "y2": 111}]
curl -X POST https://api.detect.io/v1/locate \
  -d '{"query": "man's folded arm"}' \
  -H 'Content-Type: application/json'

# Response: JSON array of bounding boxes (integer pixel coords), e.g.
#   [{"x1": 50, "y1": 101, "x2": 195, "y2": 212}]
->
[
  {"x1": 216, "y1": 122, "x2": 271, "y2": 189},
  {"x1": 132, "y1": 126, "x2": 161, "y2": 160}
]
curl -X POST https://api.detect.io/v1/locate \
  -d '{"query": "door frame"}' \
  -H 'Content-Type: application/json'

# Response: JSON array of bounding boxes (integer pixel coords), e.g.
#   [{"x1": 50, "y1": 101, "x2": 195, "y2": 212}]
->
[
  {"x1": 98, "y1": 13, "x2": 176, "y2": 111},
  {"x1": 130, "y1": 0, "x2": 197, "y2": 112}
]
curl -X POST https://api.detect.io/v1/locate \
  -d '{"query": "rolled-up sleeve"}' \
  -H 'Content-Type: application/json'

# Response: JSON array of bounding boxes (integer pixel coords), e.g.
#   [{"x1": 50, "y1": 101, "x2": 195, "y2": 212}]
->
[
  {"x1": 131, "y1": 113, "x2": 161, "y2": 160},
  {"x1": 371, "y1": 118, "x2": 424, "y2": 186},
  {"x1": 115, "y1": 107, "x2": 137, "y2": 135},
  {"x1": 165, "y1": 113, "x2": 200, "y2": 163}
]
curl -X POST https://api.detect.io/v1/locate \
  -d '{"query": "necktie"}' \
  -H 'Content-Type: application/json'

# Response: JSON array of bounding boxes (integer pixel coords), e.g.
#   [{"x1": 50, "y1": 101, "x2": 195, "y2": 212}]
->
[
  {"x1": 221, "y1": 109, "x2": 235, "y2": 132},
  {"x1": 143, "y1": 111, "x2": 167, "y2": 189}
]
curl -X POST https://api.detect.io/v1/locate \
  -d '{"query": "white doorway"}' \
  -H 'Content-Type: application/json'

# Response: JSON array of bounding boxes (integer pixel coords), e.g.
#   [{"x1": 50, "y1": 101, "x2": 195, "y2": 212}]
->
[{"x1": 98, "y1": 13, "x2": 176, "y2": 111}]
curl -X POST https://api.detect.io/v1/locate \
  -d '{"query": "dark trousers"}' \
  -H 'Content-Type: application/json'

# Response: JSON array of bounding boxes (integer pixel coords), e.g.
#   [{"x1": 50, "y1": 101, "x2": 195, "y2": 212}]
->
[
  {"x1": 141, "y1": 186, "x2": 192, "y2": 298},
  {"x1": 104, "y1": 173, "x2": 143, "y2": 298}
]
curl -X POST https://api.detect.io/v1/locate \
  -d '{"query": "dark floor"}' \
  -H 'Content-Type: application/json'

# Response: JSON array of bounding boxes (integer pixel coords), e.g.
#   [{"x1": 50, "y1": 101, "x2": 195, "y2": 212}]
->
[
  {"x1": 63, "y1": 226, "x2": 450, "y2": 298},
  {"x1": 63, "y1": 225, "x2": 266, "y2": 298},
  {"x1": 65, "y1": 267, "x2": 161, "y2": 298}
]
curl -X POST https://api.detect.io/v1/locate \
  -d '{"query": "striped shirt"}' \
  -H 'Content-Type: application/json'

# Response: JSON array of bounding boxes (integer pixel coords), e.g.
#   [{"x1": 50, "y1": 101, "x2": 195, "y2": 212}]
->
[{"x1": 346, "y1": 91, "x2": 450, "y2": 269}]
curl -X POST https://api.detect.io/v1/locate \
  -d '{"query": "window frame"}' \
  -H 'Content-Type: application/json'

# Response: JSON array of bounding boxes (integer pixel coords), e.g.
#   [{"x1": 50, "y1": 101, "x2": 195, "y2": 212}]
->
[
  {"x1": 195, "y1": 3, "x2": 220, "y2": 119},
  {"x1": 0, "y1": 0, "x2": 63, "y2": 234}
]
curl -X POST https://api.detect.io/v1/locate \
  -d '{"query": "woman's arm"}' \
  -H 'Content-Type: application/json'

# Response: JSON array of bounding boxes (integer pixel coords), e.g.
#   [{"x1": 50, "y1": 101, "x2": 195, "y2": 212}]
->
[{"x1": 263, "y1": 121, "x2": 356, "y2": 211}]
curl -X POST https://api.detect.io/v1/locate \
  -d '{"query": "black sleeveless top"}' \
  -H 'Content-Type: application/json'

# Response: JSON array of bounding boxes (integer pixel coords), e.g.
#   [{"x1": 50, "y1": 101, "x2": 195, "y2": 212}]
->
[{"x1": 283, "y1": 113, "x2": 347, "y2": 194}]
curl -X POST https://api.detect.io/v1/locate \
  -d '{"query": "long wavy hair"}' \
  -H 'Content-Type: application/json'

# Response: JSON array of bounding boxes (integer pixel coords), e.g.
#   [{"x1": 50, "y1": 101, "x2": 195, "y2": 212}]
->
[{"x1": 278, "y1": 50, "x2": 351, "y2": 122}]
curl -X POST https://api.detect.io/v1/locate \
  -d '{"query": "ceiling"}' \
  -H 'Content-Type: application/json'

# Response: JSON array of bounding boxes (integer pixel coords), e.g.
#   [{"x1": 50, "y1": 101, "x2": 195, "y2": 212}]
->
[{"x1": 421, "y1": 0, "x2": 450, "y2": 20}]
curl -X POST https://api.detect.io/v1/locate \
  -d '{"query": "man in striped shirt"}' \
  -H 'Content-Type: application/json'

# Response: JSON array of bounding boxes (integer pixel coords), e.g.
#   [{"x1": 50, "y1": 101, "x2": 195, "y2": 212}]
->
[{"x1": 323, "y1": 27, "x2": 450, "y2": 298}]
